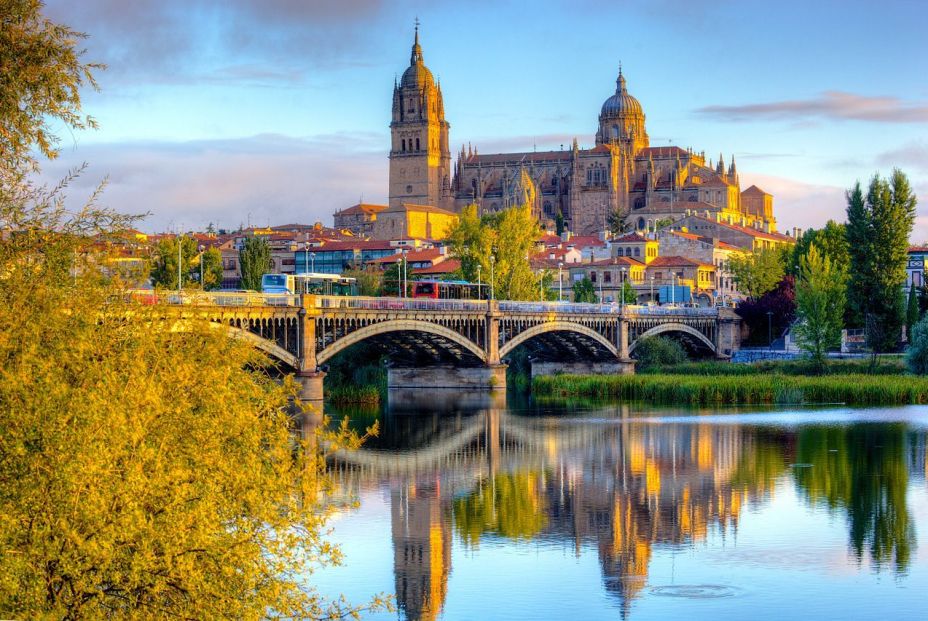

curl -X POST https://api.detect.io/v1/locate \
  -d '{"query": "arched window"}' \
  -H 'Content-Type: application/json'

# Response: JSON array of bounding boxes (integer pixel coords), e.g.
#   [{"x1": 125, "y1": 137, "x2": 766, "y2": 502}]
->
[
  {"x1": 637, "y1": 217, "x2": 646, "y2": 230},
  {"x1": 634, "y1": 248, "x2": 640, "y2": 257},
  {"x1": 625, "y1": 248, "x2": 632, "y2": 257},
  {"x1": 416, "y1": 138, "x2": 420, "y2": 151},
  {"x1": 401, "y1": 139, "x2": 406, "y2": 152},
  {"x1": 611, "y1": 125, "x2": 619, "y2": 139}
]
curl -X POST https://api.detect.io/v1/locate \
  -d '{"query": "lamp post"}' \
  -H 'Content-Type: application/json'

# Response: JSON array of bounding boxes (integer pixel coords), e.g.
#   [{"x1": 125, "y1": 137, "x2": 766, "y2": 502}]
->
[
  {"x1": 671, "y1": 273, "x2": 676, "y2": 305},
  {"x1": 767, "y1": 311, "x2": 773, "y2": 350},
  {"x1": 402, "y1": 249, "x2": 408, "y2": 298},
  {"x1": 309, "y1": 251, "x2": 316, "y2": 274},
  {"x1": 177, "y1": 235, "x2": 182, "y2": 293},
  {"x1": 558, "y1": 261, "x2": 564, "y2": 302},
  {"x1": 621, "y1": 267, "x2": 627, "y2": 312},
  {"x1": 650, "y1": 275, "x2": 655, "y2": 303},
  {"x1": 489, "y1": 255, "x2": 496, "y2": 301},
  {"x1": 199, "y1": 244, "x2": 205, "y2": 290},
  {"x1": 477, "y1": 264, "x2": 482, "y2": 298}
]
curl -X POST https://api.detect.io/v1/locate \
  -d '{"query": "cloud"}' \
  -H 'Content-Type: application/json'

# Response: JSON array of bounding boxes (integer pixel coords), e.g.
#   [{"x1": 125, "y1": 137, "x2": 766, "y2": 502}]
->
[
  {"x1": 43, "y1": 0, "x2": 393, "y2": 86},
  {"x1": 696, "y1": 91, "x2": 928, "y2": 124},
  {"x1": 741, "y1": 172, "x2": 928, "y2": 243},
  {"x1": 876, "y1": 142, "x2": 928, "y2": 174},
  {"x1": 40, "y1": 133, "x2": 388, "y2": 232}
]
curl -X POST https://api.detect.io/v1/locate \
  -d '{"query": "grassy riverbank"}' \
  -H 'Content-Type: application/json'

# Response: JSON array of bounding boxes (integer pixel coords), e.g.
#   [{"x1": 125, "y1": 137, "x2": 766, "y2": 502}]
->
[{"x1": 533, "y1": 359, "x2": 925, "y2": 406}]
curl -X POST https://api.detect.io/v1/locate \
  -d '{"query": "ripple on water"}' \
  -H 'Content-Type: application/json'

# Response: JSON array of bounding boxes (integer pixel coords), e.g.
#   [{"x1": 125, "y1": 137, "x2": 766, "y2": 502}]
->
[{"x1": 649, "y1": 584, "x2": 741, "y2": 599}]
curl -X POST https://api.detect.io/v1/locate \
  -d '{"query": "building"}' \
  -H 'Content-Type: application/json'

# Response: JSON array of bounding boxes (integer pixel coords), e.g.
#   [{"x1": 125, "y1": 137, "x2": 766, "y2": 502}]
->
[
  {"x1": 568, "y1": 256, "x2": 645, "y2": 303},
  {"x1": 332, "y1": 203, "x2": 387, "y2": 237},
  {"x1": 656, "y1": 229, "x2": 747, "y2": 302},
  {"x1": 908, "y1": 247, "x2": 928, "y2": 288},
  {"x1": 384, "y1": 28, "x2": 778, "y2": 237},
  {"x1": 644, "y1": 256, "x2": 717, "y2": 304},
  {"x1": 371, "y1": 203, "x2": 458, "y2": 241},
  {"x1": 665, "y1": 214, "x2": 794, "y2": 252},
  {"x1": 611, "y1": 232, "x2": 659, "y2": 263}
]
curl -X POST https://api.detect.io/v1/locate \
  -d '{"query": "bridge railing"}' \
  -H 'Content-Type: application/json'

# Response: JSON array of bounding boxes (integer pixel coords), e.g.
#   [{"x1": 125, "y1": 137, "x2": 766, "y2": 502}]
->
[
  {"x1": 313, "y1": 295, "x2": 488, "y2": 312},
  {"x1": 499, "y1": 301, "x2": 720, "y2": 316},
  {"x1": 127, "y1": 290, "x2": 300, "y2": 307}
]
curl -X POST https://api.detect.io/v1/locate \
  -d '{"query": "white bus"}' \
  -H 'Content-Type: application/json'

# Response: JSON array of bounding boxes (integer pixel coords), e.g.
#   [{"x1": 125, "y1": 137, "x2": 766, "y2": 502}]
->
[{"x1": 261, "y1": 273, "x2": 358, "y2": 296}]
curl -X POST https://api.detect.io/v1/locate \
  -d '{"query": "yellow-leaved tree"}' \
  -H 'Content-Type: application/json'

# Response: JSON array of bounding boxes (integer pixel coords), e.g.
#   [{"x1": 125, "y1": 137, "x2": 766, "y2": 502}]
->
[{"x1": 0, "y1": 2, "x2": 387, "y2": 617}]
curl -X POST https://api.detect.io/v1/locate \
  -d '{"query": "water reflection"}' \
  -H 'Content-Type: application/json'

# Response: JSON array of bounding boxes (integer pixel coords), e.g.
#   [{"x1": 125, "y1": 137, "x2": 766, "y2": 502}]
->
[{"x1": 326, "y1": 400, "x2": 927, "y2": 620}]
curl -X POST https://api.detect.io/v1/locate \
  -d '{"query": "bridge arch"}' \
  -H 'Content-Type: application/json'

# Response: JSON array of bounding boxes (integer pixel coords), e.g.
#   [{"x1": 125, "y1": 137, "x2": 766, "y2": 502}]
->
[
  {"x1": 629, "y1": 322, "x2": 716, "y2": 356},
  {"x1": 499, "y1": 321, "x2": 619, "y2": 361},
  {"x1": 316, "y1": 319, "x2": 486, "y2": 366},
  {"x1": 166, "y1": 319, "x2": 301, "y2": 369}
]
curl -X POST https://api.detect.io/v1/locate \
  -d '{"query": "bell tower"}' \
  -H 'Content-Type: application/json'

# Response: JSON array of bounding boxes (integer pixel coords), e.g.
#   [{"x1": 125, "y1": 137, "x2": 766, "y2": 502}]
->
[{"x1": 389, "y1": 23, "x2": 453, "y2": 211}]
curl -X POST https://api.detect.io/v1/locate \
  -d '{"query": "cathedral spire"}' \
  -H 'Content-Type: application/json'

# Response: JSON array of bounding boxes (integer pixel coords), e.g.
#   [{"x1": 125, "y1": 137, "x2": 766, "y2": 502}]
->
[
  {"x1": 716, "y1": 152, "x2": 724, "y2": 175},
  {"x1": 410, "y1": 17, "x2": 423, "y2": 65},
  {"x1": 616, "y1": 63, "x2": 627, "y2": 94}
]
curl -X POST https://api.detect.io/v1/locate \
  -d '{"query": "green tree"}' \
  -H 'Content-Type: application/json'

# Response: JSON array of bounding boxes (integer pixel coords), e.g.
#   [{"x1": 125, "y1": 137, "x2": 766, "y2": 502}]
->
[
  {"x1": 790, "y1": 221, "x2": 850, "y2": 276},
  {"x1": 381, "y1": 261, "x2": 403, "y2": 296},
  {"x1": 906, "y1": 283, "x2": 919, "y2": 338},
  {"x1": 906, "y1": 315, "x2": 928, "y2": 374},
  {"x1": 343, "y1": 265, "x2": 383, "y2": 296},
  {"x1": 447, "y1": 203, "x2": 543, "y2": 300},
  {"x1": 555, "y1": 210, "x2": 565, "y2": 235},
  {"x1": 632, "y1": 336, "x2": 687, "y2": 371},
  {"x1": 846, "y1": 171, "x2": 918, "y2": 350},
  {"x1": 573, "y1": 276, "x2": 597, "y2": 303},
  {"x1": 794, "y1": 244, "x2": 846, "y2": 368},
  {"x1": 729, "y1": 246, "x2": 787, "y2": 299},
  {"x1": 0, "y1": 0, "x2": 101, "y2": 175},
  {"x1": 621, "y1": 279, "x2": 637, "y2": 304},
  {"x1": 196, "y1": 246, "x2": 223, "y2": 290},
  {"x1": 239, "y1": 235, "x2": 271, "y2": 291},
  {"x1": 150, "y1": 235, "x2": 198, "y2": 289}
]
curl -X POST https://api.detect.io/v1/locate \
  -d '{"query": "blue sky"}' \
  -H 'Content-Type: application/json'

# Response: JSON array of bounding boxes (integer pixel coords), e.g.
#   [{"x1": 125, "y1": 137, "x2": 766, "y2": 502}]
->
[{"x1": 41, "y1": 0, "x2": 928, "y2": 238}]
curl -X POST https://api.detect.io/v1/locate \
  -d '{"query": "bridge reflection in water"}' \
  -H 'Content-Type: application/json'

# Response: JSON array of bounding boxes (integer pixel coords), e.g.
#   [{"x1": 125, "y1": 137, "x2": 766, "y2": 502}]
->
[{"x1": 322, "y1": 397, "x2": 926, "y2": 621}]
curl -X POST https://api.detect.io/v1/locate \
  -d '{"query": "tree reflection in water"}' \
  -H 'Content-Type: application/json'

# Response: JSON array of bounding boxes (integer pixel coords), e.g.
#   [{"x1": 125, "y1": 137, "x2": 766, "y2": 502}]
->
[{"x1": 794, "y1": 424, "x2": 916, "y2": 573}]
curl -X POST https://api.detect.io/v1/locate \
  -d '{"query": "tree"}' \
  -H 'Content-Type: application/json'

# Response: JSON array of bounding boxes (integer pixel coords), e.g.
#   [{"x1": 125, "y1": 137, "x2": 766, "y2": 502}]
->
[
  {"x1": 632, "y1": 336, "x2": 687, "y2": 371},
  {"x1": 150, "y1": 235, "x2": 198, "y2": 289},
  {"x1": 907, "y1": 315, "x2": 928, "y2": 374},
  {"x1": 197, "y1": 246, "x2": 223, "y2": 290},
  {"x1": 793, "y1": 244, "x2": 846, "y2": 368},
  {"x1": 0, "y1": 179, "x2": 386, "y2": 618},
  {"x1": 555, "y1": 210, "x2": 565, "y2": 236},
  {"x1": 0, "y1": 0, "x2": 102, "y2": 175},
  {"x1": 789, "y1": 221, "x2": 850, "y2": 277},
  {"x1": 342, "y1": 265, "x2": 382, "y2": 296},
  {"x1": 572, "y1": 277, "x2": 597, "y2": 303},
  {"x1": 447, "y1": 203, "x2": 543, "y2": 300},
  {"x1": 239, "y1": 235, "x2": 271, "y2": 291},
  {"x1": 621, "y1": 279, "x2": 637, "y2": 304},
  {"x1": 846, "y1": 171, "x2": 918, "y2": 351},
  {"x1": 906, "y1": 283, "x2": 919, "y2": 338},
  {"x1": 381, "y1": 261, "x2": 403, "y2": 296},
  {"x1": 736, "y1": 276, "x2": 797, "y2": 346},
  {"x1": 728, "y1": 246, "x2": 788, "y2": 299}
]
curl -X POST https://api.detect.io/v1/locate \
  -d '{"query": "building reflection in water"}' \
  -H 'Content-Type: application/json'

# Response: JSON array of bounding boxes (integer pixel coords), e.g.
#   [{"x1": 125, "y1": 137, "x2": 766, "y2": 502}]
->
[{"x1": 329, "y1": 402, "x2": 922, "y2": 620}]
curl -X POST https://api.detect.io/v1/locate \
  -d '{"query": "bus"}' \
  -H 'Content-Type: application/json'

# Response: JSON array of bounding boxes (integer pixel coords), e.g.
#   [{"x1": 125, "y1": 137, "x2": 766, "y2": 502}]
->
[
  {"x1": 412, "y1": 279, "x2": 487, "y2": 300},
  {"x1": 261, "y1": 273, "x2": 358, "y2": 296}
]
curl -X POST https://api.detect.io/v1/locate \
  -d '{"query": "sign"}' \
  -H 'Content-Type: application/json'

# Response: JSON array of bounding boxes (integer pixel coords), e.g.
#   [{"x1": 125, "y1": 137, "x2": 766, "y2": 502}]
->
[{"x1": 907, "y1": 258, "x2": 924, "y2": 269}]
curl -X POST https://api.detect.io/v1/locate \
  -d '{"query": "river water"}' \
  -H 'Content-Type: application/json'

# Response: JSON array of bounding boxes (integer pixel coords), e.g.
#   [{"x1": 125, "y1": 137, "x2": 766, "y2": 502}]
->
[{"x1": 313, "y1": 392, "x2": 928, "y2": 620}]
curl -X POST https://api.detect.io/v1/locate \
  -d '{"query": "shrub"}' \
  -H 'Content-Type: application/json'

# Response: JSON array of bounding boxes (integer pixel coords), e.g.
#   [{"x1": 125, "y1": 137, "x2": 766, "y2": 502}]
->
[
  {"x1": 632, "y1": 336, "x2": 687, "y2": 371},
  {"x1": 907, "y1": 315, "x2": 928, "y2": 374}
]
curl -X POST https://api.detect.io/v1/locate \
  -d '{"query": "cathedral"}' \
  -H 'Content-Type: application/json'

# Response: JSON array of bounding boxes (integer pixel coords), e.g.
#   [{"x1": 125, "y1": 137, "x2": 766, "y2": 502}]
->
[{"x1": 388, "y1": 28, "x2": 777, "y2": 236}]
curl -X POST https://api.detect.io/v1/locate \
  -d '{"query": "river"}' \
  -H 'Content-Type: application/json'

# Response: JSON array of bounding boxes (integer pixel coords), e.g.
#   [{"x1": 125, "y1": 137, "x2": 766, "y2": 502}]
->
[{"x1": 311, "y1": 391, "x2": 928, "y2": 620}]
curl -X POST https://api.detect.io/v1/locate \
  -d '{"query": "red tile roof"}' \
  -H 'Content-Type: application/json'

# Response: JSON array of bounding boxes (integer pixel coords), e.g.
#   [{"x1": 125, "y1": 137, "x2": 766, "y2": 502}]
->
[
  {"x1": 366, "y1": 248, "x2": 448, "y2": 264},
  {"x1": 334, "y1": 203, "x2": 388, "y2": 216},
  {"x1": 613, "y1": 232, "x2": 650, "y2": 243},
  {"x1": 637, "y1": 146, "x2": 689, "y2": 159},
  {"x1": 584, "y1": 256, "x2": 646, "y2": 268},
  {"x1": 648, "y1": 255, "x2": 714, "y2": 269},
  {"x1": 412, "y1": 259, "x2": 461, "y2": 275}
]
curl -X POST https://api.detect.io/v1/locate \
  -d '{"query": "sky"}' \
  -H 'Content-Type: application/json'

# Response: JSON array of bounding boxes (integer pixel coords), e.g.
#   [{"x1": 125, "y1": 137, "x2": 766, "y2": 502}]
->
[{"x1": 40, "y1": 0, "x2": 928, "y2": 238}]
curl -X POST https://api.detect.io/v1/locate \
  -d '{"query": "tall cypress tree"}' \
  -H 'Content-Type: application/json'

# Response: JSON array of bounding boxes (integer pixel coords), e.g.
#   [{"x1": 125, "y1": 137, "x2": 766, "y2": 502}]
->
[
  {"x1": 846, "y1": 170, "x2": 918, "y2": 351},
  {"x1": 907, "y1": 283, "x2": 920, "y2": 339},
  {"x1": 239, "y1": 236, "x2": 271, "y2": 291}
]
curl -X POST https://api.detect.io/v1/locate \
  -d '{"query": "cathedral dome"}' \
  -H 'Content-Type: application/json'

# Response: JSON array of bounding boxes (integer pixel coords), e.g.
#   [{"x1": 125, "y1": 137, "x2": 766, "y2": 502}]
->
[
  {"x1": 600, "y1": 69, "x2": 643, "y2": 118},
  {"x1": 400, "y1": 27, "x2": 434, "y2": 89}
]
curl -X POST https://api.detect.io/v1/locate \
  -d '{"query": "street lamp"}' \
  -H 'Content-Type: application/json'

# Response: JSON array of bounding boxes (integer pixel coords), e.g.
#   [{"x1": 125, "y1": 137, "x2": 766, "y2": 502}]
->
[
  {"x1": 671, "y1": 273, "x2": 677, "y2": 305},
  {"x1": 767, "y1": 311, "x2": 773, "y2": 350},
  {"x1": 177, "y1": 235, "x2": 183, "y2": 293},
  {"x1": 477, "y1": 264, "x2": 482, "y2": 298},
  {"x1": 402, "y1": 249, "x2": 408, "y2": 298},
  {"x1": 199, "y1": 244, "x2": 205, "y2": 290},
  {"x1": 395, "y1": 257, "x2": 402, "y2": 297},
  {"x1": 650, "y1": 275, "x2": 655, "y2": 303},
  {"x1": 309, "y1": 251, "x2": 316, "y2": 274},
  {"x1": 621, "y1": 266, "x2": 627, "y2": 312},
  {"x1": 489, "y1": 255, "x2": 496, "y2": 301},
  {"x1": 558, "y1": 261, "x2": 564, "y2": 302}
]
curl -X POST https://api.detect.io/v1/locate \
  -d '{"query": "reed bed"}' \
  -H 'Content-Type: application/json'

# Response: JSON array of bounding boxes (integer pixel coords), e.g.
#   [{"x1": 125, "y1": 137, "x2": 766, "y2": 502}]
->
[
  {"x1": 326, "y1": 384, "x2": 381, "y2": 405},
  {"x1": 533, "y1": 373, "x2": 928, "y2": 406},
  {"x1": 640, "y1": 358, "x2": 906, "y2": 377}
]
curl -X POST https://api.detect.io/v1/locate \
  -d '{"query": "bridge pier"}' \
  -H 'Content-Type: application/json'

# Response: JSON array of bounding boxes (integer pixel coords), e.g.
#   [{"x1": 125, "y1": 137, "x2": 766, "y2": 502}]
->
[
  {"x1": 530, "y1": 360, "x2": 635, "y2": 378},
  {"x1": 386, "y1": 364, "x2": 507, "y2": 391},
  {"x1": 296, "y1": 371, "x2": 326, "y2": 404}
]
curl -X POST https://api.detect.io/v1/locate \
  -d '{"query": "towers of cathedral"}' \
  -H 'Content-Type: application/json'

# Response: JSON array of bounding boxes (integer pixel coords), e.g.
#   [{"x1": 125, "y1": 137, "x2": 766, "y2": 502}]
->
[
  {"x1": 388, "y1": 29, "x2": 776, "y2": 236},
  {"x1": 388, "y1": 26, "x2": 454, "y2": 213}
]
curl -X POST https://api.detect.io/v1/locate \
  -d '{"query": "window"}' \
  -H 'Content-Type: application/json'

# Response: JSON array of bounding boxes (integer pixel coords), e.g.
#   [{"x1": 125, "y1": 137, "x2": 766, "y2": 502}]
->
[
  {"x1": 634, "y1": 248, "x2": 640, "y2": 257},
  {"x1": 625, "y1": 248, "x2": 632, "y2": 257},
  {"x1": 604, "y1": 271, "x2": 612, "y2": 283},
  {"x1": 416, "y1": 138, "x2": 420, "y2": 150},
  {"x1": 612, "y1": 125, "x2": 619, "y2": 139},
  {"x1": 401, "y1": 139, "x2": 406, "y2": 152},
  {"x1": 406, "y1": 185, "x2": 412, "y2": 193},
  {"x1": 590, "y1": 271, "x2": 597, "y2": 282}
]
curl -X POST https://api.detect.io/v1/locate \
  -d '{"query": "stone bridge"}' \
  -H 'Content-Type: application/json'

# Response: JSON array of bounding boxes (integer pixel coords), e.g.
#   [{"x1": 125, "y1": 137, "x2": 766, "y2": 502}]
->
[{"x1": 148, "y1": 292, "x2": 741, "y2": 401}]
